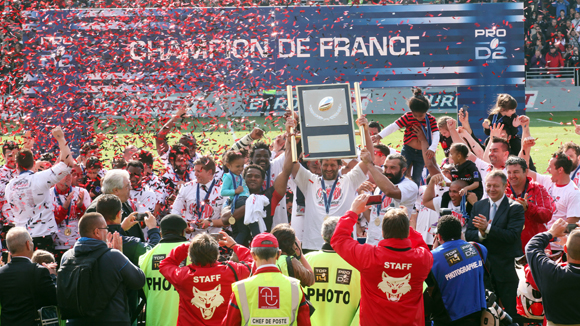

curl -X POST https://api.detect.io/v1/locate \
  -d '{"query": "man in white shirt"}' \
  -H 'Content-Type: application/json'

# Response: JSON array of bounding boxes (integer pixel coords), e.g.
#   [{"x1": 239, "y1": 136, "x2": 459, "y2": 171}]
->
[
  {"x1": 423, "y1": 175, "x2": 476, "y2": 232},
  {"x1": 5, "y1": 127, "x2": 74, "y2": 252},
  {"x1": 171, "y1": 156, "x2": 225, "y2": 239},
  {"x1": 521, "y1": 139, "x2": 580, "y2": 228},
  {"x1": 127, "y1": 161, "x2": 160, "y2": 216},
  {"x1": 359, "y1": 149, "x2": 418, "y2": 246},
  {"x1": 160, "y1": 143, "x2": 195, "y2": 207},
  {"x1": 0, "y1": 141, "x2": 19, "y2": 225}
]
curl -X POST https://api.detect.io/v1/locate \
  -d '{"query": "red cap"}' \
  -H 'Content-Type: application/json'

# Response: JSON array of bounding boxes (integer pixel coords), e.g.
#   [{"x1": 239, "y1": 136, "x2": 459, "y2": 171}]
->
[{"x1": 251, "y1": 233, "x2": 279, "y2": 248}]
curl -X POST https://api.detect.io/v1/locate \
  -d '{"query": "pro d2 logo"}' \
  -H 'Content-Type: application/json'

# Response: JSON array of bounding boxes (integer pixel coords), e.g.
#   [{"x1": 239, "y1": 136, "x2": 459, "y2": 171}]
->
[{"x1": 475, "y1": 28, "x2": 507, "y2": 60}]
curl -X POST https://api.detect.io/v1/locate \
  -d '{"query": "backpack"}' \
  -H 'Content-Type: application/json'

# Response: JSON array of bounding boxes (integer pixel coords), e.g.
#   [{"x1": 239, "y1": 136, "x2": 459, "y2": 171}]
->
[{"x1": 57, "y1": 246, "x2": 113, "y2": 319}]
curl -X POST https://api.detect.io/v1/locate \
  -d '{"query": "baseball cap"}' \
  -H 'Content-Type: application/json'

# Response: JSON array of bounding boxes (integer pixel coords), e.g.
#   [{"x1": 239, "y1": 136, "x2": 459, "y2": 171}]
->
[
  {"x1": 159, "y1": 214, "x2": 188, "y2": 233},
  {"x1": 251, "y1": 233, "x2": 279, "y2": 248}
]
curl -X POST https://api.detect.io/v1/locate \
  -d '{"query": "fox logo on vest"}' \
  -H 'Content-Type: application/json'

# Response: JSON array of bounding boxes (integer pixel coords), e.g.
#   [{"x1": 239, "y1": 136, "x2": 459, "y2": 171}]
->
[
  {"x1": 191, "y1": 285, "x2": 224, "y2": 320},
  {"x1": 378, "y1": 272, "x2": 412, "y2": 302},
  {"x1": 258, "y1": 286, "x2": 280, "y2": 309}
]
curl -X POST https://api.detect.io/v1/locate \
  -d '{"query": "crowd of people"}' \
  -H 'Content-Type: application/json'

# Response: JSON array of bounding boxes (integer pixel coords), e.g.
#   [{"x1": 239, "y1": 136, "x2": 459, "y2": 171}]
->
[
  {"x1": 0, "y1": 88, "x2": 578, "y2": 326},
  {"x1": 525, "y1": 0, "x2": 580, "y2": 73}
]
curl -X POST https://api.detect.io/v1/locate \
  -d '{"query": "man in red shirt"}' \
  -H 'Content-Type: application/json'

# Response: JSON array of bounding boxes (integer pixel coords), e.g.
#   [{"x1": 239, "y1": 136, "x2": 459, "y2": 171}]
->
[
  {"x1": 223, "y1": 233, "x2": 311, "y2": 326},
  {"x1": 504, "y1": 157, "x2": 554, "y2": 252},
  {"x1": 159, "y1": 232, "x2": 253, "y2": 325},
  {"x1": 331, "y1": 194, "x2": 433, "y2": 326},
  {"x1": 545, "y1": 45, "x2": 565, "y2": 75}
]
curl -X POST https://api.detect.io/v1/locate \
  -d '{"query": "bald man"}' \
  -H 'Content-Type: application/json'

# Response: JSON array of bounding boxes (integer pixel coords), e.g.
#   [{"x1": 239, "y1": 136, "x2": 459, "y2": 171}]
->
[
  {"x1": 0, "y1": 227, "x2": 57, "y2": 325},
  {"x1": 526, "y1": 218, "x2": 580, "y2": 325}
]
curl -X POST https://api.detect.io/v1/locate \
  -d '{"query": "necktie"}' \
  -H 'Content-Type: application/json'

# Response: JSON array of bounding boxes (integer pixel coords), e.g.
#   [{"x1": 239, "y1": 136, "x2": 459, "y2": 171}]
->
[
  {"x1": 490, "y1": 202, "x2": 497, "y2": 223},
  {"x1": 202, "y1": 185, "x2": 208, "y2": 192}
]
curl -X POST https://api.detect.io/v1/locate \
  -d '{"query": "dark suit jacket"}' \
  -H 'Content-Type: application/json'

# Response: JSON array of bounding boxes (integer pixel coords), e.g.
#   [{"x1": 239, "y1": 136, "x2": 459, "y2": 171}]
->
[
  {"x1": 0, "y1": 256, "x2": 57, "y2": 326},
  {"x1": 465, "y1": 196, "x2": 525, "y2": 283}
]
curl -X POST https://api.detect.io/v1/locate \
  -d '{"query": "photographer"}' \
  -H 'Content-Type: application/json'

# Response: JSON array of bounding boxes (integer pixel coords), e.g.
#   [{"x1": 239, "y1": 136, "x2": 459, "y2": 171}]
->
[
  {"x1": 159, "y1": 232, "x2": 253, "y2": 325},
  {"x1": 427, "y1": 215, "x2": 487, "y2": 326}
]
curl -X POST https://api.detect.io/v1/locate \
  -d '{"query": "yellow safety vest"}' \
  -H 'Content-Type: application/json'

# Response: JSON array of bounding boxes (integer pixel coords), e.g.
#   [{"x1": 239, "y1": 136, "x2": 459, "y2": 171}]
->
[
  {"x1": 304, "y1": 250, "x2": 361, "y2": 326},
  {"x1": 232, "y1": 270, "x2": 302, "y2": 326},
  {"x1": 276, "y1": 254, "x2": 292, "y2": 277},
  {"x1": 138, "y1": 241, "x2": 189, "y2": 326}
]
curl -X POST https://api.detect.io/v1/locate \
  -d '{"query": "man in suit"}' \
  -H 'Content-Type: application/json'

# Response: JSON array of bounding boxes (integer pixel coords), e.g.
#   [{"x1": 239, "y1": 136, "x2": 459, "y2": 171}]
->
[
  {"x1": 0, "y1": 227, "x2": 57, "y2": 326},
  {"x1": 465, "y1": 170, "x2": 525, "y2": 320}
]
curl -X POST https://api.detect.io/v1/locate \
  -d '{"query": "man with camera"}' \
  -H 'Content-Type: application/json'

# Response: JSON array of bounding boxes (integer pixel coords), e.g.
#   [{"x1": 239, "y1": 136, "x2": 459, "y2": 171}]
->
[
  {"x1": 96, "y1": 194, "x2": 159, "y2": 323},
  {"x1": 526, "y1": 218, "x2": 580, "y2": 325},
  {"x1": 427, "y1": 215, "x2": 487, "y2": 325}
]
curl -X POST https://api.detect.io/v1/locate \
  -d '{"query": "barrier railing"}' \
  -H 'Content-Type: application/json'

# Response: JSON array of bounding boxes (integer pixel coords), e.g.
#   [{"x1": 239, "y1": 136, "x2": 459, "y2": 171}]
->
[{"x1": 526, "y1": 67, "x2": 579, "y2": 84}]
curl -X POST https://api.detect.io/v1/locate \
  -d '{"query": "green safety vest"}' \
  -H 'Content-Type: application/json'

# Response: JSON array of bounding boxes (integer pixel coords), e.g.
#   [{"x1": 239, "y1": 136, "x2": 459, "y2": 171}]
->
[
  {"x1": 138, "y1": 241, "x2": 189, "y2": 326},
  {"x1": 304, "y1": 250, "x2": 362, "y2": 326},
  {"x1": 232, "y1": 271, "x2": 302, "y2": 326}
]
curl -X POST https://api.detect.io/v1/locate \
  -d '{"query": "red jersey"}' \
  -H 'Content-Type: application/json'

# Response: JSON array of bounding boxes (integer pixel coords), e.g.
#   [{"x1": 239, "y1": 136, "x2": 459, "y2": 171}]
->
[
  {"x1": 505, "y1": 177, "x2": 554, "y2": 252},
  {"x1": 331, "y1": 211, "x2": 433, "y2": 326},
  {"x1": 160, "y1": 244, "x2": 254, "y2": 326},
  {"x1": 395, "y1": 112, "x2": 439, "y2": 145},
  {"x1": 222, "y1": 266, "x2": 312, "y2": 326}
]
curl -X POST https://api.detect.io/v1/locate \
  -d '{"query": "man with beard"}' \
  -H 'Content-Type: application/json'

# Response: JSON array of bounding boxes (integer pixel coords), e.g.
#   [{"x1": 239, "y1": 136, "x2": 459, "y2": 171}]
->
[
  {"x1": 423, "y1": 176, "x2": 476, "y2": 232},
  {"x1": 220, "y1": 136, "x2": 294, "y2": 246},
  {"x1": 292, "y1": 118, "x2": 372, "y2": 251},
  {"x1": 504, "y1": 157, "x2": 553, "y2": 252},
  {"x1": 161, "y1": 143, "x2": 195, "y2": 208},
  {"x1": 138, "y1": 150, "x2": 165, "y2": 204},
  {"x1": 360, "y1": 149, "x2": 418, "y2": 246},
  {"x1": 560, "y1": 142, "x2": 580, "y2": 186},
  {"x1": 0, "y1": 141, "x2": 19, "y2": 226},
  {"x1": 171, "y1": 156, "x2": 225, "y2": 239}
]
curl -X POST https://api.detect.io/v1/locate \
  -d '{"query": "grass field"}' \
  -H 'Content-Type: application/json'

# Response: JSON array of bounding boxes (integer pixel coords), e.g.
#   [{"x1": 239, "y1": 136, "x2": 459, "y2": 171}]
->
[{"x1": 1, "y1": 111, "x2": 579, "y2": 173}]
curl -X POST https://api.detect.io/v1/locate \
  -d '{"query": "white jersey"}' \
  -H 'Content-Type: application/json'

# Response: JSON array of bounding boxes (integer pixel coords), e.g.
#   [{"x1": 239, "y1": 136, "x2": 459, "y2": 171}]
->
[
  {"x1": 414, "y1": 185, "x2": 448, "y2": 245},
  {"x1": 141, "y1": 172, "x2": 165, "y2": 204},
  {"x1": 49, "y1": 186, "x2": 91, "y2": 250},
  {"x1": 130, "y1": 186, "x2": 159, "y2": 213},
  {"x1": 294, "y1": 164, "x2": 367, "y2": 250},
  {"x1": 171, "y1": 178, "x2": 225, "y2": 239},
  {"x1": 265, "y1": 152, "x2": 288, "y2": 228},
  {"x1": 5, "y1": 162, "x2": 71, "y2": 237},
  {"x1": 0, "y1": 165, "x2": 18, "y2": 224},
  {"x1": 366, "y1": 177, "x2": 418, "y2": 246},
  {"x1": 160, "y1": 166, "x2": 196, "y2": 204},
  {"x1": 536, "y1": 174, "x2": 580, "y2": 228}
]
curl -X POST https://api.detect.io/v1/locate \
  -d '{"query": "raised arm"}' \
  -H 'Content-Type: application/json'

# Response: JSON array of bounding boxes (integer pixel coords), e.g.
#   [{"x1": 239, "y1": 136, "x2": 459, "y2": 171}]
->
[
  {"x1": 483, "y1": 123, "x2": 505, "y2": 162},
  {"x1": 231, "y1": 128, "x2": 264, "y2": 152},
  {"x1": 423, "y1": 174, "x2": 444, "y2": 211},
  {"x1": 156, "y1": 105, "x2": 188, "y2": 157},
  {"x1": 519, "y1": 137, "x2": 537, "y2": 181},
  {"x1": 360, "y1": 148, "x2": 401, "y2": 200},
  {"x1": 274, "y1": 134, "x2": 294, "y2": 197},
  {"x1": 52, "y1": 127, "x2": 74, "y2": 167},
  {"x1": 355, "y1": 116, "x2": 373, "y2": 175}
]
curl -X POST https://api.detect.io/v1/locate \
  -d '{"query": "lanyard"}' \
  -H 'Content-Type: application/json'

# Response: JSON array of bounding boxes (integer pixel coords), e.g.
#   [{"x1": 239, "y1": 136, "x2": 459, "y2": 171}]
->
[
  {"x1": 376, "y1": 190, "x2": 386, "y2": 214},
  {"x1": 419, "y1": 116, "x2": 432, "y2": 146},
  {"x1": 509, "y1": 179, "x2": 529, "y2": 199},
  {"x1": 460, "y1": 195, "x2": 469, "y2": 221},
  {"x1": 321, "y1": 178, "x2": 339, "y2": 215},
  {"x1": 377, "y1": 175, "x2": 405, "y2": 213},
  {"x1": 261, "y1": 167, "x2": 272, "y2": 192},
  {"x1": 20, "y1": 170, "x2": 34, "y2": 176},
  {"x1": 175, "y1": 170, "x2": 190, "y2": 183},
  {"x1": 54, "y1": 186, "x2": 72, "y2": 225},
  {"x1": 196, "y1": 179, "x2": 215, "y2": 221},
  {"x1": 492, "y1": 114, "x2": 504, "y2": 125},
  {"x1": 571, "y1": 165, "x2": 580, "y2": 182},
  {"x1": 230, "y1": 172, "x2": 240, "y2": 210}
]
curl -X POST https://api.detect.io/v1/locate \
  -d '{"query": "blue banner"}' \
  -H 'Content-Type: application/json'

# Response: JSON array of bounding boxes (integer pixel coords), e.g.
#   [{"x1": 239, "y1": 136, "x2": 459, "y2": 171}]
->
[{"x1": 22, "y1": 3, "x2": 524, "y2": 95}]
